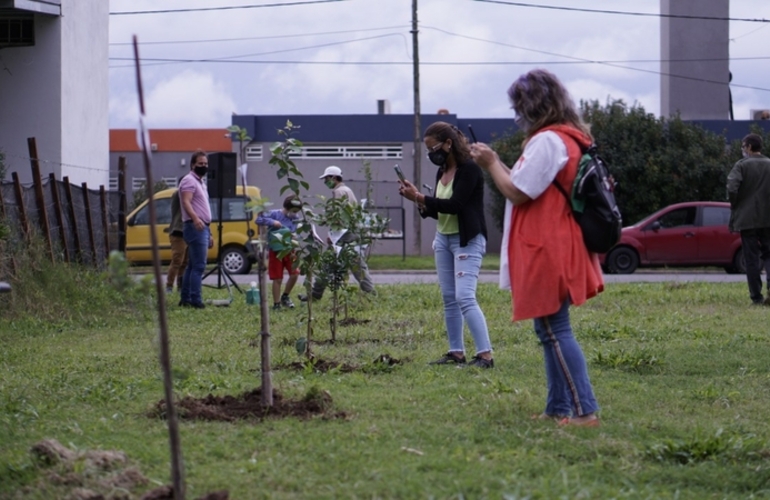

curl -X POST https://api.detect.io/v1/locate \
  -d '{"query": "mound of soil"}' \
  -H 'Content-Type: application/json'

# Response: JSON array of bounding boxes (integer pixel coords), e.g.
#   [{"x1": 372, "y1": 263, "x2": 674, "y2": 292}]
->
[
  {"x1": 26, "y1": 439, "x2": 226, "y2": 500},
  {"x1": 279, "y1": 354, "x2": 401, "y2": 373},
  {"x1": 338, "y1": 317, "x2": 371, "y2": 326},
  {"x1": 151, "y1": 387, "x2": 348, "y2": 422},
  {"x1": 282, "y1": 358, "x2": 359, "y2": 373}
]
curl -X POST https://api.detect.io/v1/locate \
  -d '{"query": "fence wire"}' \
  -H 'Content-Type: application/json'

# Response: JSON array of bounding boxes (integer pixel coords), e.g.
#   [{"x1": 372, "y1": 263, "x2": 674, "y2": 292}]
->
[{"x1": 0, "y1": 179, "x2": 123, "y2": 272}]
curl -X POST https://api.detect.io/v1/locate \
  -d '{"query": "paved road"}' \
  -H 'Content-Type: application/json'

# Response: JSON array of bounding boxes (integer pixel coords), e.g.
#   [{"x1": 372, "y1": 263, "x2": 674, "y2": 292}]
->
[{"x1": 202, "y1": 269, "x2": 747, "y2": 287}]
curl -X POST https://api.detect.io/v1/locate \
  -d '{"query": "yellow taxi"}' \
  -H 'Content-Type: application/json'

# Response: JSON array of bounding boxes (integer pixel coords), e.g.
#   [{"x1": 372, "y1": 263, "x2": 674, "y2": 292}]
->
[{"x1": 125, "y1": 185, "x2": 261, "y2": 274}]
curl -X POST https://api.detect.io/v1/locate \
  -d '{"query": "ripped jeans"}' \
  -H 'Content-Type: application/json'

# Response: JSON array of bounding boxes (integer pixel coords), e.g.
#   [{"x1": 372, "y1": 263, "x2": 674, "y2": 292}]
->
[{"x1": 434, "y1": 232, "x2": 492, "y2": 355}]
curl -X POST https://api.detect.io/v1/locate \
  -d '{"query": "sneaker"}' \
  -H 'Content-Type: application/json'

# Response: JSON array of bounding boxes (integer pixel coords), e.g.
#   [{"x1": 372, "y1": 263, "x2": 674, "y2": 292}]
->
[
  {"x1": 165, "y1": 287, "x2": 173, "y2": 294},
  {"x1": 190, "y1": 302, "x2": 205, "y2": 309},
  {"x1": 297, "y1": 294, "x2": 308, "y2": 302},
  {"x1": 429, "y1": 352, "x2": 466, "y2": 365},
  {"x1": 280, "y1": 293, "x2": 295, "y2": 309},
  {"x1": 466, "y1": 356, "x2": 494, "y2": 369},
  {"x1": 272, "y1": 303, "x2": 282, "y2": 311}
]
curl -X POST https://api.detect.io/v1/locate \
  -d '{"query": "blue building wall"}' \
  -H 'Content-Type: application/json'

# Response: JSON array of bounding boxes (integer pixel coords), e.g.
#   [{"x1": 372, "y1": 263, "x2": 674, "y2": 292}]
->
[
  {"x1": 232, "y1": 114, "x2": 516, "y2": 144},
  {"x1": 234, "y1": 113, "x2": 766, "y2": 145}
]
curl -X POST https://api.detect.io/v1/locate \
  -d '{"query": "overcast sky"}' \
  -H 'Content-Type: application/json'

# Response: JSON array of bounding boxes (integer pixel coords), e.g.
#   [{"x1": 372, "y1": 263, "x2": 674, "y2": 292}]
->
[{"x1": 108, "y1": 0, "x2": 770, "y2": 129}]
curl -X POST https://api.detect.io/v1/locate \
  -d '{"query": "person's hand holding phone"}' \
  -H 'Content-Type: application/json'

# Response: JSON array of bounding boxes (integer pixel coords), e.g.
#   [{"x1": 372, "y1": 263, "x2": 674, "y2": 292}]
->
[
  {"x1": 469, "y1": 142, "x2": 500, "y2": 172},
  {"x1": 394, "y1": 165, "x2": 407, "y2": 184},
  {"x1": 398, "y1": 178, "x2": 420, "y2": 202}
]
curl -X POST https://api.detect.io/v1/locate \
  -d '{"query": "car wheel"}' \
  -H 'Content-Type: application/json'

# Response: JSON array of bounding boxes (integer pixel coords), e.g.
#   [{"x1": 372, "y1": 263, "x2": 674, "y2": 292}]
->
[
  {"x1": 221, "y1": 246, "x2": 251, "y2": 275},
  {"x1": 607, "y1": 246, "x2": 639, "y2": 274}
]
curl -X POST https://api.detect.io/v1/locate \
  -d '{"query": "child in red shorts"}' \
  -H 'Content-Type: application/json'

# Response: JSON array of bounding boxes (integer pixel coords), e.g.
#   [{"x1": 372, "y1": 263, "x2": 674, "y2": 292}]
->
[{"x1": 256, "y1": 195, "x2": 301, "y2": 310}]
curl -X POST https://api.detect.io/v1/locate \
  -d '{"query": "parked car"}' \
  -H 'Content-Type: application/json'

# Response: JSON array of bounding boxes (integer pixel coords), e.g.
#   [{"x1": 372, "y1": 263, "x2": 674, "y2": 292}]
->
[
  {"x1": 125, "y1": 185, "x2": 261, "y2": 274},
  {"x1": 601, "y1": 201, "x2": 744, "y2": 274}
]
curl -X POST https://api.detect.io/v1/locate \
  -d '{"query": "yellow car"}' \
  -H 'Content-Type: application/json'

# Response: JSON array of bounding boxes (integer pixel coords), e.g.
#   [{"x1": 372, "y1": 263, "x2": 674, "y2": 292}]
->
[{"x1": 125, "y1": 185, "x2": 261, "y2": 274}]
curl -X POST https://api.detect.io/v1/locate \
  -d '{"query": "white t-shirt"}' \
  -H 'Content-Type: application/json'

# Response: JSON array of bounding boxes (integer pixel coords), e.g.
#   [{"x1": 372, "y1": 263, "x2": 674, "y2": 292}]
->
[{"x1": 499, "y1": 131, "x2": 569, "y2": 290}]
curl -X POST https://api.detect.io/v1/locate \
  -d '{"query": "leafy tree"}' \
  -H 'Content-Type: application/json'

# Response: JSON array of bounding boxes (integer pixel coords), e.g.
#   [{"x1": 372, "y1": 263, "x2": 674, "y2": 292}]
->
[
  {"x1": 227, "y1": 124, "x2": 252, "y2": 166},
  {"x1": 313, "y1": 195, "x2": 387, "y2": 341},
  {"x1": 485, "y1": 100, "x2": 736, "y2": 231}
]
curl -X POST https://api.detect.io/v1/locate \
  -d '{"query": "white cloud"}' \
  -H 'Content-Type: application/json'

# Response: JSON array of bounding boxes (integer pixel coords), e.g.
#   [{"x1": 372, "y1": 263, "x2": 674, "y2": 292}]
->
[
  {"x1": 111, "y1": 70, "x2": 237, "y2": 128},
  {"x1": 107, "y1": 0, "x2": 770, "y2": 126}
]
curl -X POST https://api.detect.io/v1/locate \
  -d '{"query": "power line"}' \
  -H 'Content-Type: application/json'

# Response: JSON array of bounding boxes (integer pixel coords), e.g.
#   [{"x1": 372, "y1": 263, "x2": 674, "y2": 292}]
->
[
  {"x1": 106, "y1": 16, "x2": 770, "y2": 92},
  {"x1": 109, "y1": 25, "x2": 408, "y2": 46},
  {"x1": 110, "y1": 0, "x2": 346, "y2": 16},
  {"x1": 107, "y1": 56, "x2": 770, "y2": 93},
  {"x1": 473, "y1": 0, "x2": 770, "y2": 23},
  {"x1": 108, "y1": 56, "x2": 770, "y2": 66},
  {"x1": 116, "y1": 33, "x2": 406, "y2": 64}
]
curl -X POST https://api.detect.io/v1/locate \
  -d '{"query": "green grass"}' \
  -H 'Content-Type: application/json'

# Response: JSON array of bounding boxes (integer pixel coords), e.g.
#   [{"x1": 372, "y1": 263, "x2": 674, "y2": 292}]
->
[{"x1": 3, "y1": 269, "x2": 770, "y2": 498}]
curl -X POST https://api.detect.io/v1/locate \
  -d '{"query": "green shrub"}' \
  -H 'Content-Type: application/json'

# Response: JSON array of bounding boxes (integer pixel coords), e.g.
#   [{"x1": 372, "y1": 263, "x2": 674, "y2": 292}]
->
[{"x1": 485, "y1": 99, "x2": 739, "y2": 232}]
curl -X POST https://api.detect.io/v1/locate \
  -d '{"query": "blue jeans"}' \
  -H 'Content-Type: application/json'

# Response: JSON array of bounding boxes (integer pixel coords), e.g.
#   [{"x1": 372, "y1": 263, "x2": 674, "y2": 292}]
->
[
  {"x1": 181, "y1": 222, "x2": 210, "y2": 305},
  {"x1": 533, "y1": 299, "x2": 599, "y2": 417},
  {"x1": 434, "y1": 233, "x2": 492, "y2": 356}
]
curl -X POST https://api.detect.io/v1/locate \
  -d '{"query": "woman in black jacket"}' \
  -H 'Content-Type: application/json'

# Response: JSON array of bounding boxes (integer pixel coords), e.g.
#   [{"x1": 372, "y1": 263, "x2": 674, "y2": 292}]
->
[{"x1": 399, "y1": 121, "x2": 494, "y2": 368}]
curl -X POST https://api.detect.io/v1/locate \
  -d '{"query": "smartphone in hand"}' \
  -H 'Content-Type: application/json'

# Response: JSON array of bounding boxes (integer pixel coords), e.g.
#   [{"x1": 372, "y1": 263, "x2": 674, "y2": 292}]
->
[
  {"x1": 467, "y1": 124, "x2": 478, "y2": 143},
  {"x1": 394, "y1": 165, "x2": 406, "y2": 182}
]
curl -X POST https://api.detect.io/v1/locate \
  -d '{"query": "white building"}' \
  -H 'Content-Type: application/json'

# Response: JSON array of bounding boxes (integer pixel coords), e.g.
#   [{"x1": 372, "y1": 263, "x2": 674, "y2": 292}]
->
[{"x1": 0, "y1": 0, "x2": 108, "y2": 186}]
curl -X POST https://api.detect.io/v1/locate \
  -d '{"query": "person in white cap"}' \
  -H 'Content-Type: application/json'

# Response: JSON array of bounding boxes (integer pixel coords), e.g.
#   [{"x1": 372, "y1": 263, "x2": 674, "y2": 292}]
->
[
  {"x1": 303, "y1": 165, "x2": 375, "y2": 300},
  {"x1": 319, "y1": 165, "x2": 356, "y2": 202}
]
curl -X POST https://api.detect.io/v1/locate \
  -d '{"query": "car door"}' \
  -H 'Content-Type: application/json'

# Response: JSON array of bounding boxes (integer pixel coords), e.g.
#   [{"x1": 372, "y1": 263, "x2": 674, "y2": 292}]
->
[
  {"x1": 125, "y1": 196, "x2": 174, "y2": 262},
  {"x1": 207, "y1": 195, "x2": 254, "y2": 260},
  {"x1": 642, "y1": 206, "x2": 698, "y2": 264},
  {"x1": 697, "y1": 205, "x2": 734, "y2": 263}
]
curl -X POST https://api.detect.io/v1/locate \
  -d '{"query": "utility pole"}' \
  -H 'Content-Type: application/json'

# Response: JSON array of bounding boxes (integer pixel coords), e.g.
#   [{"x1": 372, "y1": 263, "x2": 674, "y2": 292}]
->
[{"x1": 411, "y1": 0, "x2": 422, "y2": 255}]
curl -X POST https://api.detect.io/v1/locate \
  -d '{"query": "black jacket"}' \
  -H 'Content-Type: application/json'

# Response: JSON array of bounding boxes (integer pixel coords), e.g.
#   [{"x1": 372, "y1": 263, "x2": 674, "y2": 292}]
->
[{"x1": 420, "y1": 158, "x2": 487, "y2": 247}]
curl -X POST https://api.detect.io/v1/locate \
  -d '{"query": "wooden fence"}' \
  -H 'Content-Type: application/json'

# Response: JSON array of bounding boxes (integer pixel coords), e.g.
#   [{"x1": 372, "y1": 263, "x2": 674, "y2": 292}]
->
[{"x1": 0, "y1": 139, "x2": 128, "y2": 276}]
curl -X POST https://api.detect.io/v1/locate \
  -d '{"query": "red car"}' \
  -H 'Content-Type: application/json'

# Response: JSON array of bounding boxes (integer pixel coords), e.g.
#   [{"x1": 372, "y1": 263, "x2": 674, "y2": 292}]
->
[{"x1": 601, "y1": 201, "x2": 744, "y2": 274}]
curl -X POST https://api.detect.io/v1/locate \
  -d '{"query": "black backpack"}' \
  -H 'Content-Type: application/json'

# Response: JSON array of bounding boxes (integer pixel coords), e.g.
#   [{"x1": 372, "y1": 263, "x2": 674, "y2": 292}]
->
[{"x1": 552, "y1": 143, "x2": 622, "y2": 253}]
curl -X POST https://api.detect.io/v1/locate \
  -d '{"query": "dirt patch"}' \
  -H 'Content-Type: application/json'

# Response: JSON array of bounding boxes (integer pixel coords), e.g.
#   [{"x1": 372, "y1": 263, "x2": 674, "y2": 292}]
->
[
  {"x1": 281, "y1": 358, "x2": 359, "y2": 373},
  {"x1": 338, "y1": 317, "x2": 371, "y2": 326},
  {"x1": 25, "y1": 439, "x2": 225, "y2": 499},
  {"x1": 139, "y1": 485, "x2": 229, "y2": 500},
  {"x1": 279, "y1": 354, "x2": 402, "y2": 374},
  {"x1": 150, "y1": 387, "x2": 348, "y2": 422}
]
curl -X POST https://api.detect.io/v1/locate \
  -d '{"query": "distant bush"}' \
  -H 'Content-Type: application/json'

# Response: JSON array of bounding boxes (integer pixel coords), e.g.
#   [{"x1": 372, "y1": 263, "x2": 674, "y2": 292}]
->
[{"x1": 485, "y1": 99, "x2": 742, "y2": 232}]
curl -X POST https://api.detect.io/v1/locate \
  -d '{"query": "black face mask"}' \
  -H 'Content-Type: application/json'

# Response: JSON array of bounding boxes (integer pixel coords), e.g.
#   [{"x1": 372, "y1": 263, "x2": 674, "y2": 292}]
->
[
  {"x1": 428, "y1": 149, "x2": 448, "y2": 167},
  {"x1": 194, "y1": 166, "x2": 208, "y2": 177}
]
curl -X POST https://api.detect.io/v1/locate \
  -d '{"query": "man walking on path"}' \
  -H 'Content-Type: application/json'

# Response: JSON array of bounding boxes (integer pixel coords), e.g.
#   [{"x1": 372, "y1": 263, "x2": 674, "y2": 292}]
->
[{"x1": 726, "y1": 133, "x2": 770, "y2": 305}]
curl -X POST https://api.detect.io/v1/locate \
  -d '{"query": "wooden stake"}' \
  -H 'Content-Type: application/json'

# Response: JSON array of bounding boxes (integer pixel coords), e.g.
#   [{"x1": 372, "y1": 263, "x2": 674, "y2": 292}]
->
[{"x1": 28, "y1": 137, "x2": 54, "y2": 263}]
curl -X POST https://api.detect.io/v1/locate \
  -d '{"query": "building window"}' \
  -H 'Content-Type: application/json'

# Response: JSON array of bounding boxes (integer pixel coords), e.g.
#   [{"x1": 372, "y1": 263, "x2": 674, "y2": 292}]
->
[
  {"x1": 289, "y1": 144, "x2": 403, "y2": 160},
  {"x1": 0, "y1": 14, "x2": 34, "y2": 48},
  {"x1": 245, "y1": 146, "x2": 263, "y2": 161},
  {"x1": 109, "y1": 178, "x2": 118, "y2": 191},
  {"x1": 132, "y1": 177, "x2": 177, "y2": 192},
  {"x1": 161, "y1": 177, "x2": 179, "y2": 188}
]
